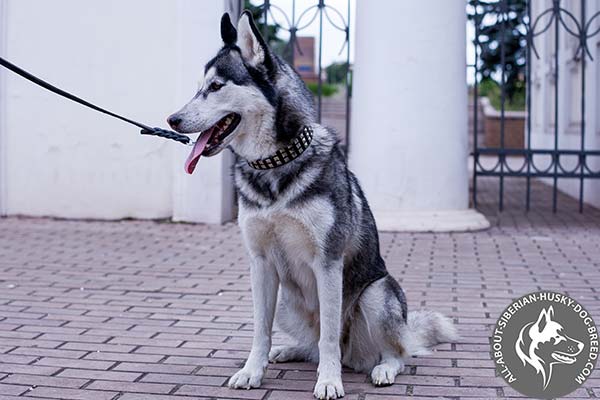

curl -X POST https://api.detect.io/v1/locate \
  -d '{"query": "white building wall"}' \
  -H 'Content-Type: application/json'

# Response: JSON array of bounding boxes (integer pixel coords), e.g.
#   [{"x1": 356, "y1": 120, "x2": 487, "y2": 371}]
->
[
  {"x1": 530, "y1": 0, "x2": 600, "y2": 208},
  {"x1": 0, "y1": 0, "x2": 7, "y2": 216},
  {"x1": 0, "y1": 0, "x2": 234, "y2": 222},
  {"x1": 0, "y1": 0, "x2": 489, "y2": 230}
]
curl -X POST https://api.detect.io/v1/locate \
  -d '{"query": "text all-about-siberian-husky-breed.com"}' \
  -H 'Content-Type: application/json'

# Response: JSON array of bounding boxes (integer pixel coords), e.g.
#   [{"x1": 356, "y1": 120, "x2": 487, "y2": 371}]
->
[{"x1": 167, "y1": 11, "x2": 458, "y2": 400}]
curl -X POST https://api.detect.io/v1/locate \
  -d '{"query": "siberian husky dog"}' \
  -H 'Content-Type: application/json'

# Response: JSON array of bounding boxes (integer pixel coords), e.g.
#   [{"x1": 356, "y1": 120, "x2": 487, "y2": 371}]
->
[{"x1": 168, "y1": 11, "x2": 458, "y2": 399}]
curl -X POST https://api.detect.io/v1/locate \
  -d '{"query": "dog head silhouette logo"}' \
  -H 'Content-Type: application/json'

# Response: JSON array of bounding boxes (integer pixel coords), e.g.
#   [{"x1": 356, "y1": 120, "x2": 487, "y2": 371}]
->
[
  {"x1": 515, "y1": 306, "x2": 584, "y2": 389},
  {"x1": 491, "y1": 292, "x2": 597, "y2": 399}
]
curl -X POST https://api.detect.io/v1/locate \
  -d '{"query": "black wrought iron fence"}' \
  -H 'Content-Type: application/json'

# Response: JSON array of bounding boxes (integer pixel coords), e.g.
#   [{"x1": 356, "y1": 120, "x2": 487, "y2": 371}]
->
[
  {"x1": 249, "y1": 0, "x2": 352, "y2": 149},
  {"x1": 470, "y1": 0, "x2": 600, "y2": 212}
]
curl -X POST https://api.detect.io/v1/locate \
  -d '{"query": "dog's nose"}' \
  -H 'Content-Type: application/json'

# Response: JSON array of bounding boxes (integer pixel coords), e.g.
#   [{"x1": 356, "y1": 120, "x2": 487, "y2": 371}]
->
[{"x1": 168, "y1": 115, "x2": 182, "y2": 130}]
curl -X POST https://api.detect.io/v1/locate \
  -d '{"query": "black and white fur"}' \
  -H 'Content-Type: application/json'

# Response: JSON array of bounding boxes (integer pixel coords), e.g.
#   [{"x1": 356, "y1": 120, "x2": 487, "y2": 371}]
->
[{"x1": 168, "y1": 12, "x2": 458, "y2": 399}]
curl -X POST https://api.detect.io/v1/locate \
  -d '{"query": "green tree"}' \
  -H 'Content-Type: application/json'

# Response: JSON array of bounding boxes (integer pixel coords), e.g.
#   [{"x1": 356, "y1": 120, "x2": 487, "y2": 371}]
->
[
  {"x1": 245, "y1": 1, "x2": 296, "y2": 61},
  {"x1": 468, "y1": 0, "x2": 527, "y2": 101},
  {"x1": 325, "y1": 62, "x2": 349, "y2": 85},
  {"x1": 244, "y1": 1, "x2": 283, "y2": 48}
]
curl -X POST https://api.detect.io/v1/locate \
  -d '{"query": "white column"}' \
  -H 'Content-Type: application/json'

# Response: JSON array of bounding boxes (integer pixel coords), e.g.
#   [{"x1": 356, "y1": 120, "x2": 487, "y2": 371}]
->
[
  {"x1": 349, "y1": 0, "x2": 489, "y2": 232},
  {"x1": 171, "y1": 0, "x2": 235, "y2": 224}
]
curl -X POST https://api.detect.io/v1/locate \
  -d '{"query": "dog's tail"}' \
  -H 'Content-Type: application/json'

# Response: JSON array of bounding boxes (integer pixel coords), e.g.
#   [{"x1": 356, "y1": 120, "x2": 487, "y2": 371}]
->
[{"x1": 402, "y1": 310, "x2": 459, "y2": 356}]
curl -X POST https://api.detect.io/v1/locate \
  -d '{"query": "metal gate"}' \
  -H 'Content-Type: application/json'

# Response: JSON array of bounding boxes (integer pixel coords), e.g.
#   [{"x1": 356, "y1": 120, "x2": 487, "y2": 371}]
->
[
  {"x1": 470, "y1": 0, "x2": 600, "y2": 212},
  {"x1": 248, "y1": 0, "x2": 352, "y2": 150}
]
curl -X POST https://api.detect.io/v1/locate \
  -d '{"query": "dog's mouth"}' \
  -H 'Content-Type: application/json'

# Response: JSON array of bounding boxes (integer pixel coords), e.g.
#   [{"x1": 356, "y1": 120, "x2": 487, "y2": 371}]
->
[
  {"x1": 185, "y1": 113, "x2": 241, "y2": 174},
  {"x1": 551, "y1": 351, "x2": 578, "y2": 364}
]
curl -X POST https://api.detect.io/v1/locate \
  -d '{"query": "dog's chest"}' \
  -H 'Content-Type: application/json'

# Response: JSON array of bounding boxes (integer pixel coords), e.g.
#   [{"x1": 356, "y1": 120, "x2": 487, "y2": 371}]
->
[{"x1": 239, "y1": 198, "x2": 334, "y2": 271}]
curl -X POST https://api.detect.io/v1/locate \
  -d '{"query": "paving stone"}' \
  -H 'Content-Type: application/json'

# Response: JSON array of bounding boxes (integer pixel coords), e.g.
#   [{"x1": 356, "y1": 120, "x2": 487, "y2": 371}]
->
[
  {"x1": 113, "y1": 362, "x2": 196, "y2": 375},
  {"x1": 0, "y1": 384, "x2": 28, "y2": 396},
  {"x1": 57, "y1": 369, "x2": 142, "y2": 382},
  {"x1": 8, "y1": 347, "x2": 87, "y2": 360},
  {"x1": 0, "y1": 364, "x2": 61, "y2": 376},
  {"x1": 118, "y1": 395, "x2": 201, "y2": 400},
  {"x1": 140, "y1": 372, "x2": 227, "y2": 386},
  {"x1": 176, "y1": 384, "x2": 268, "y2": 399},
  {"x1": 24, "y1": 386, "x2": 117, "y2": 400},
  {"x1": 1, "y1": 375, "x2": 88, "y2": 389},
  {"x1": 0, "y1": 178, "x2": 598, "y2": 399},
  {"x1": 85, "y1": 380, "x2": 175, "y2": 394},
  {"x1": 83, "y1": 351, "x2": 164, "y2": 363},
  {"x1": 34, "y1": 357, "x2": 115, "y2": 370},
  {"x1": 0, "y1": 395, "x2": 42, "y2": 400}
]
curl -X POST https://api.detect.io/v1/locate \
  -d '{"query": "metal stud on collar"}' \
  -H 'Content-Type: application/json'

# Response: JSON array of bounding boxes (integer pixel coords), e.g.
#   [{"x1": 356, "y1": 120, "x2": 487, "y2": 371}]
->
[{"x1": 248, "y1": 126, "x2": 314, "y2": 170}]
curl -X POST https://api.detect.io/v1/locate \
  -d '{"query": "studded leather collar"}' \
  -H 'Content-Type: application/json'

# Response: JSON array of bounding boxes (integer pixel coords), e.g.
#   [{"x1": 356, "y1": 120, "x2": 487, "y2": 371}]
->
[{"x1": 247, "y1": 126, "x2": 314, "y2": 170}]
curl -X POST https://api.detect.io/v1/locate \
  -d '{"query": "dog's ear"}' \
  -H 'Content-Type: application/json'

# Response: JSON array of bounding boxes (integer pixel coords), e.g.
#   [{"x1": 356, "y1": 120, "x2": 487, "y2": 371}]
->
[
  {"x1": 221, "y1": 13, "x2": 237, "y2": 45},
  {"x1": 236, "y1": 10, "x2": 270, "y2": 67},
  {"x1": 535, "y1": 307, "x2": 551, "y2": 333}
]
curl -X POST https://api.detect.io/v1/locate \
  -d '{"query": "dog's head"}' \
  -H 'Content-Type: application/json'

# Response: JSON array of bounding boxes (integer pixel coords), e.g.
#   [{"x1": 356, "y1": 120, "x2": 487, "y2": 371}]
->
[
  {"x1": 515, "y1": 306, "x2": 584, "y2": 389},
  {"x1": 169, "y1": 11, "x2": 315, "y2": 174}
]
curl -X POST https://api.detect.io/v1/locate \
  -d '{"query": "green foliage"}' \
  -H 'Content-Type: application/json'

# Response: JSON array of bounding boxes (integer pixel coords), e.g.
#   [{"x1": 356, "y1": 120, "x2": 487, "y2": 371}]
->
[
  {"x1": 326, "y1": 62, "x2": 349, "y2": 84},
  {"x1": 306, "y1": 82, "x2": 339, "y2": 97},
  {"x1": 479, "y1": 78, "x2": 525, "y2": 111},
  {"x1": 244, "y1": 0, "x2": 282, "y2": 46},
  {"x1": 245, "y1": 1, "x2": 295, "y2": 61},
  {"x1": 468, "y1": 0, "x2": 527, "y2": 101}
]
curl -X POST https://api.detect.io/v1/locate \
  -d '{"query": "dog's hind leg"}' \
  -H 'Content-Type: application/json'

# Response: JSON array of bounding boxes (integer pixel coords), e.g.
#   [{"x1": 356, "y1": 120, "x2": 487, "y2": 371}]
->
[
  {"x1": 270, "y1": 283, "x2": 319, "y2": 363},
  {"x1": 270, "y1": 300, "x2": 318, "y2": 363},
  {"x1": 342, "y1": 275, "x2": 408, "y2": 385},
  {"x1": 270, "y1": 344, "x2": 318, "y2": 363},
  {"x1": 344, "y1": 274, "x2": 457, "y2": 387}
]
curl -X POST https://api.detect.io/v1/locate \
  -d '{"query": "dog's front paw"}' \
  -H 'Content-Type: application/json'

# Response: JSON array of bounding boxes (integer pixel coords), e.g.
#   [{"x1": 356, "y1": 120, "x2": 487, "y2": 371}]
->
[
  {"x1": 228, "y1": 367, "x2": 264, "y2": 390},
  {"x1": 370, "y1": 364, "x2": 395, "y2": 386},
  {"x1": 313, "y1": 376, "x2": 344, "y2": 399}
]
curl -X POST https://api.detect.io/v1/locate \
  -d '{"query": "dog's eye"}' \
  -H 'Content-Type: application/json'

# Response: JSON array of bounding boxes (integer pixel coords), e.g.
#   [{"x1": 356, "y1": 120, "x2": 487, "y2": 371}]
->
[
  {"x1": 209, "y1": 82, "x2": 225, "y2": 92},
  {"x1": 554, "y1": 335, "x2": 564, "y2": 344}
]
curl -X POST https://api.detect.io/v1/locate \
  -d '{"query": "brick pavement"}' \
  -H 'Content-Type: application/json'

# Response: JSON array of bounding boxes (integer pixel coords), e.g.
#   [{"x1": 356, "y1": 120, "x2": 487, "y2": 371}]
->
[{"x1": 0, "y1": 178, "x2": 599, "y2": 399}]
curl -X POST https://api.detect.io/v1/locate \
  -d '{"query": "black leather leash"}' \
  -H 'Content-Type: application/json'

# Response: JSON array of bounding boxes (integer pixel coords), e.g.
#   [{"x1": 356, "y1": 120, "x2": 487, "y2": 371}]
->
[{"x1": 0, "y1": 56, "x2": 191, "y2": 145}]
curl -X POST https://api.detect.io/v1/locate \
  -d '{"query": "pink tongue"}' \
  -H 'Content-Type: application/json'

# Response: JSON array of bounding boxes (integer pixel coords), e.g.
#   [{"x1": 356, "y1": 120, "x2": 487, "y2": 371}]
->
[{"x1": 184, "y1": 129, "x2": 213, "y2": 174}]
